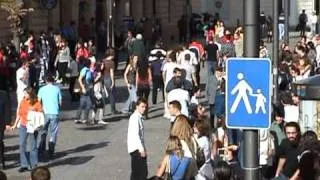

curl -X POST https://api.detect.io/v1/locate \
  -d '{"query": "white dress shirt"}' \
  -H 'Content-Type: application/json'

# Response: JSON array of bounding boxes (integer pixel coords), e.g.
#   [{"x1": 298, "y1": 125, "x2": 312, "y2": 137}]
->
[{"x1": 127, "y1": 111, "x2": 145, "y2": 154}]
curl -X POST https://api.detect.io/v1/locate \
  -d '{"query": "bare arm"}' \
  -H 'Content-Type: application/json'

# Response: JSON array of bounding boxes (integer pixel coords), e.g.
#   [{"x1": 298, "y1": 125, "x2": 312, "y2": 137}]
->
[
  {"x1": 110, "y1": 67, "x2": 114, "y2": 89},
  {"x1": 290, "y1": 169, "x2": 300, "y2": 180},
  {"x1": 275, "y1": 158, "x2": 286, "y2": 177},
  {"x1": 155, "y1": 155, "x2": 169, "y2": 177}
]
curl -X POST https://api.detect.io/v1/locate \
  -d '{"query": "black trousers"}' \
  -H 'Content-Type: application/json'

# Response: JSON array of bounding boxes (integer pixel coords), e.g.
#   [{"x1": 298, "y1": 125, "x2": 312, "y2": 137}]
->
[
  {"x1": 152, "y1": 75, "x2": 164, "y2": 104},
  {"x1": 57, "y1": 62, "x2": 68, "y2": 84},
  {"x1": 195, "y1": 64, "x2": 201, "y2": 87},
  {"x1": 137, "y1": 85, "x2": 150, "y2": 101},
  {"x1": 130, "y1": 150, "x2": 148, "y2": 180},
  {"x1": 69, "y1": 76, "x2": 79, "y2": 101}
]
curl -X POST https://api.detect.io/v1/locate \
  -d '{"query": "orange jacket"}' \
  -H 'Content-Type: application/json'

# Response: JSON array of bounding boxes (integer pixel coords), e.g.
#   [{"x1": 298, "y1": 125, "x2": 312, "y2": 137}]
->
[{"x1": 18, "y1": 98, "x2": 42, "y2": 126}]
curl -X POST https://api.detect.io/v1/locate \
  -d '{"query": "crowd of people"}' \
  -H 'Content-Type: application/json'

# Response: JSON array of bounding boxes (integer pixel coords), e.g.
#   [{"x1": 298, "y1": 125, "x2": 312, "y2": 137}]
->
[
  {"x1": 1, "y1": 11, "x2": 320, "y2": 180},
  {"x1": 126, "y1": 17, "x2": 320, "y2": 180}
]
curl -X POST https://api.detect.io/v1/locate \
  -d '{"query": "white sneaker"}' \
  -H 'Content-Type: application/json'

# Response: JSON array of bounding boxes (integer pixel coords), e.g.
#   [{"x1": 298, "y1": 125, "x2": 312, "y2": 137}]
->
[
  {"x1": 74, "y1": 120, "x2": 81, "y2": 124},
  {"x1": 80, "y1": 120, "x2": 87, "y2": 124},
  {"x1": 98, "y1": 120, "x2": 108, "y2": 125}
]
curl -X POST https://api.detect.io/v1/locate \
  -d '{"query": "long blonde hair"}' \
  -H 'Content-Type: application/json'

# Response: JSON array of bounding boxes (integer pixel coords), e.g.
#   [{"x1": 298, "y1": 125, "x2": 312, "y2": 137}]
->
[
  {"x1": 170, "y1": 115, "x2": 194, "y2": 153},
  {"x1": 166, "y1": 136, "x2": 184, "y2": 159}
]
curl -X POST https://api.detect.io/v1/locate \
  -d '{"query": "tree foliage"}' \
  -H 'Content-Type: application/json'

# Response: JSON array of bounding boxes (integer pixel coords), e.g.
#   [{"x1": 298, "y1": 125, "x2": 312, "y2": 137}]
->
[{"x1": 0, "y1": 0, "x2": 33, "y2": 34}]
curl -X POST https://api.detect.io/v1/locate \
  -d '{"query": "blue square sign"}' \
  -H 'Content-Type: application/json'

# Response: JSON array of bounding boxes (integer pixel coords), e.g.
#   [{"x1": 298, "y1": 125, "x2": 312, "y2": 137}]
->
[{"x1": 226, "y1": 58, "x2": 272, "y2": 129}]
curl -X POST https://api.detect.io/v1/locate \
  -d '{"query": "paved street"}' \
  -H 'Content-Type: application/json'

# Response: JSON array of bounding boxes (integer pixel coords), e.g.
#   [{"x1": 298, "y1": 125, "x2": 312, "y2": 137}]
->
[{"x1": 3, "y1": 59, "x2": 194, "y2": 180}]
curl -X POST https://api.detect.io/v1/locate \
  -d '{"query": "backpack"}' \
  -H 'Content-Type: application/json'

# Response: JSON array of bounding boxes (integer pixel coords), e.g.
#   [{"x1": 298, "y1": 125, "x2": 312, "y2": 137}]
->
[{"x1": 74, "y1": 68, "x2": 91, "y2": 94}]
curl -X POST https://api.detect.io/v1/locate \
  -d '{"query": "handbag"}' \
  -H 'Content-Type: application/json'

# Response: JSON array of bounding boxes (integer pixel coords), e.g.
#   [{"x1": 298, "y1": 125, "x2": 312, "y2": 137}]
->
[{"x1": 27, "y1": 111, "x2": 45, "y2": 133}]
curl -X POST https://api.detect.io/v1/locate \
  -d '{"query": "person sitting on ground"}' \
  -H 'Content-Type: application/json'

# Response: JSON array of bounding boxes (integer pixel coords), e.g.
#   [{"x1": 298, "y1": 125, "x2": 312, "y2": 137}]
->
[{"x1": 31, "y1": 166, "x2": 51, "y2": 180}]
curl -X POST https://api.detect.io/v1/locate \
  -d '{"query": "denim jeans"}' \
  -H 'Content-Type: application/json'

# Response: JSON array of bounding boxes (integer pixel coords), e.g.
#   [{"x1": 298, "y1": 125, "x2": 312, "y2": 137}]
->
[
  {"x1": 39, "y1": 114, "x2": 59, "y2": 153},
  {"x1": 122, "y1": 85, "x2": 137, "y2": 113},
  {"x1": 207, "y1": 61, "x2": 216, "y2": 75},
  {"x1": 19, "y1": 126, "x2": 38, "y2": 168},
  {"x1": 214, "y1": 94, "x2": 225, "y2": 117},
  {"x1": 78, "y1": 95, "x2": 92, "y2": 121},
  {"x1": 103, "y1": 76, "x2": 116, "y2": 112},
  {"x1": 279, "y1": 24, "x2": 285, "y2": 40}
]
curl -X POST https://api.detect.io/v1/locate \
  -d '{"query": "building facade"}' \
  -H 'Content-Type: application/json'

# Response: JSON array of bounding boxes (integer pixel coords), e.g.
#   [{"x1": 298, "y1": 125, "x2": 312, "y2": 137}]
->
[
  {"x1": 192, "y1": 0, "x2": 316, "y2": 28},
  {"x1": 0, "y1": 0, "x2": 186, "y2": 44}
]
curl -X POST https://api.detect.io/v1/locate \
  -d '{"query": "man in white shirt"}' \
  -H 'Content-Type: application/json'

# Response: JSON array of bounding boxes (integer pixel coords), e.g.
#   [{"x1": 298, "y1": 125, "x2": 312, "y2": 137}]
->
[
  {"x1": 127, "y1": 98, "x2": 148, "y2": 180},
  {"x1": 16, "y1": 61, "x2": 29, "y2": 104},
  {"x1": 167, "y1": 78, "x2": 190, "y2": 118},
  {"x1": 180, "y1": 54, "x2": 197, "y2": 86},
  {"x1": 177, "y1": 45, "x2": 198, "y2": 65},
  {"x1": 162, "y1": 51, "x2": 180, "y2": 118},
  {"x1": 168, "y1": 100, "x2": 181, "y2": 127}
]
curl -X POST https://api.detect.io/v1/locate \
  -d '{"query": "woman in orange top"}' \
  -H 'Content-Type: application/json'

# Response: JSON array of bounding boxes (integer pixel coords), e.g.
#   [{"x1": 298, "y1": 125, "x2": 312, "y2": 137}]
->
[{"x1": 11, "y1": 87, "x2": 42, "y2": 172}]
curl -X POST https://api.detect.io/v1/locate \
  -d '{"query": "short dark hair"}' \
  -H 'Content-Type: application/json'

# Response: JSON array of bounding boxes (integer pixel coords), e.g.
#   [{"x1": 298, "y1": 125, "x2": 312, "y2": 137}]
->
[
  {"x1": 46, "y1": 75, "x2": 54, "y2": 83},
  {"x1": 285, "y1": 121, "x2": 301, "y2": 135},
  {"x1": 215, "y1": 66, "x2": 223, "y2": 72},
  {"x1": 173, "y1": 67, "x2": 181, "y2": 74},
  {"x1": 0, "y1": 170, "x2": 6, "y2": 180},
  {"x1": 169, "y1": 100, "x2": 181, "y2": 111},
  {"x1": 136, "y1": 97, "x2": 148, "y2": 106},
  {"x1": 31, "y1": 166, "x2": 51, "y2": 180}
]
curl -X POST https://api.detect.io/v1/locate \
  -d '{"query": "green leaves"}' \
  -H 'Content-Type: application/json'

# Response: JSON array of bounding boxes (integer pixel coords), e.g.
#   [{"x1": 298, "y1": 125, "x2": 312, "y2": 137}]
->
[{"x1": 0, "y1": 0, "x2": 33, "y2": 34}]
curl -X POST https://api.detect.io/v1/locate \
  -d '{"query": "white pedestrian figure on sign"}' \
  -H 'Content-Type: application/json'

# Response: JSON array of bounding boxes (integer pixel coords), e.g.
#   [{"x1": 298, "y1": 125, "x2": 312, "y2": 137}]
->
[
  {"x1": 230, "y1": 73, "x2": 254, "y2": 114},
  {"x1": 252, "y1": 89, "x2": 267, "y2": 114}
]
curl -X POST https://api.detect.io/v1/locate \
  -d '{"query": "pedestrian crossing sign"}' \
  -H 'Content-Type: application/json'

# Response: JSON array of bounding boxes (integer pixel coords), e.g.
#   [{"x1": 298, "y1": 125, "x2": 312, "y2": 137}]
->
[{"x1": 226, "y1": 58, "x2": 271, "y2": 129}]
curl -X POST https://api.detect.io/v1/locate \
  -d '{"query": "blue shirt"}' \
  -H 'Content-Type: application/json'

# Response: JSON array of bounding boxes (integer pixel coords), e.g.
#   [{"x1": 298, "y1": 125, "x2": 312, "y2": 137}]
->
[
  {"x1": 170, "y1": 154, "x2": 191, "y2": 180},
  {"x1": 38, "y1": 84, "x2": 62, "y2": 115}
]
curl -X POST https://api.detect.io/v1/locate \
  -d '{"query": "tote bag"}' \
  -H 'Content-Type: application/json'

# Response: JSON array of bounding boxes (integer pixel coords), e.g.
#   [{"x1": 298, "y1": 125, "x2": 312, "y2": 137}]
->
[{"x1": 27, "y1": 111, "x2": 45, "y2": 133}]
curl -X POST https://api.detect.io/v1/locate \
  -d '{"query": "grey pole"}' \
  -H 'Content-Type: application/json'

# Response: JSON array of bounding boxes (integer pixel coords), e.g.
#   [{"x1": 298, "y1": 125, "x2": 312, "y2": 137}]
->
[
  {"x1": 243, "y1": 0, "x2": 260, "y2": 179},
  {"x1": 273, "y1": 0, "x2": 279, "y2": 104},
  {"x1": 284, "y1": 0, "x2": 289, "y2": 44},
  {"x1": 106, "y1": 0, "x2": 113, "y2": 47}
]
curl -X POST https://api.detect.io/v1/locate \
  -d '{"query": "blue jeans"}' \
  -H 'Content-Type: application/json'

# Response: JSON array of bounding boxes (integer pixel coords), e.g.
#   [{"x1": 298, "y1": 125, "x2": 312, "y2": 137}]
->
[
  {"x1": 103, "y1": 76, "x2": 117, "y2": 112},
  {"x1": 279, "y1": 24, "x2": 284, "y2": 40},
  {"x1": 19, "y1": 126, "x2": 38, "y2": 168},
  {"x1": 39, "y1": 114, "x2": 59, "y2": 153},
  {"x1": 122, "y1": 85, "x2": 137, "y2": 113},
  {"x1": 207, "y1": 61, "x2": 216, "y2": 75},
  {"x1": 78, "y1": 95, "x2": 92, "y2": 121},
  {"x1": 214, "y1": 94, "x2": 225, "y2": 117}
]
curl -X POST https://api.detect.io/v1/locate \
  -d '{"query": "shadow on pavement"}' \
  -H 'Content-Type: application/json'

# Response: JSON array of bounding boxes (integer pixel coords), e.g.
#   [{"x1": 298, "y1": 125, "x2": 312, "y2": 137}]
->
[
  {"x1": 4, "y1": 134, "x2": 19, "y2": 139},
  {"x1": 104, "y1": 115, "x2": 128, "y2": 122},
  {"x1": 76, "y1": 125, "x2": 107, "y2": 131},
  {"x1": 148, "y1": 106, "x2": 164, "y2": 114},
  {"x1": 5, "y1": 145, "x2": 19, "y2": 152},
  {"x1": 46, "y1": 155, "x2": 94, "y2": 168}
]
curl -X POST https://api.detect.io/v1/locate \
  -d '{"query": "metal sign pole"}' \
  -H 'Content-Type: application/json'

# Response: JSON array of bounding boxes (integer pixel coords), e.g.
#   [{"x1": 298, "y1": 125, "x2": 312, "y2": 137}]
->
[
  {"x1": 243, "y1": 0, "x2": 260, "y2": 179},
  {"x1": 272, "y1": 0, "x2": 279, "y2": 104},
  {"x1": 284, "y1": 0, "x2": 289, "y2": 44}
]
